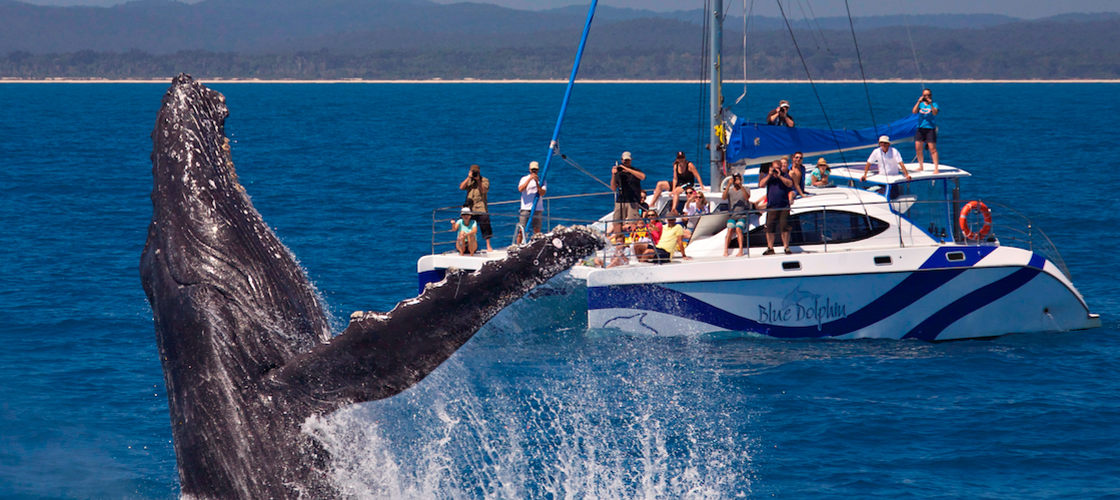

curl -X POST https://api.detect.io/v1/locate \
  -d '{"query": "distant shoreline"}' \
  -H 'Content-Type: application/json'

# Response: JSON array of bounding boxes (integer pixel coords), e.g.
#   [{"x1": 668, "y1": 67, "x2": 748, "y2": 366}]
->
[{"x1": 3, "y1": 78, "x2": 1120, "y2": 84}]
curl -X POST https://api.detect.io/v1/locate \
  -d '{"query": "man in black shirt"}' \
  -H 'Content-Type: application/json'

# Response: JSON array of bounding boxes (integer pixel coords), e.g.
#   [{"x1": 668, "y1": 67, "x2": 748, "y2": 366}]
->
[
  {"x1": 766, "y1": 100, "x2": 795, "y2": 127},
  {"x1": 610, "y1": 151, "x2": 646, "y2": 236}
]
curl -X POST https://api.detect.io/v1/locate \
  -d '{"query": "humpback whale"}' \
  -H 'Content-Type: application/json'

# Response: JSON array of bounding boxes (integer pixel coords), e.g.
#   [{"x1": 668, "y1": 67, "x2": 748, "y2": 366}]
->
[{"x1": 140, "y1": 74, "x2": 602, "y2": 498}]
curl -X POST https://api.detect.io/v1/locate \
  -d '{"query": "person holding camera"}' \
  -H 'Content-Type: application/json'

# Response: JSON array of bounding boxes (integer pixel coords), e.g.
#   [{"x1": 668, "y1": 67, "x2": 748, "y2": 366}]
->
[
  {"x1": 759, "y1": 160, "x2": 794, "y2": 255},
  {"x1": 767, "y1": 100, "x2": 795, "y2": 127},
  {"x1": 516, "y1": 160, "x2": 547, "y2": 244},
  {"x1": 459, "y1": 164, "x2": 492, "y2": 252},
  {"x1": 722, "y1": 172, "x2": 752, "y2": 257},
  {"x1": 609, "y1": 151, "x2": 646, "y2": 236},
  {"x1": 912, "y1": 88, "x2": 940, "y2": 173}
]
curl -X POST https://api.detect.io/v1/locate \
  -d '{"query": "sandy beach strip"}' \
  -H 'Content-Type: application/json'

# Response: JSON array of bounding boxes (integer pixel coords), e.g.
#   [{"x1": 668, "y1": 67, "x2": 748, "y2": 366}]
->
[{"x1": 3, "y1": 78, "x2": 1120, "y2": 84}]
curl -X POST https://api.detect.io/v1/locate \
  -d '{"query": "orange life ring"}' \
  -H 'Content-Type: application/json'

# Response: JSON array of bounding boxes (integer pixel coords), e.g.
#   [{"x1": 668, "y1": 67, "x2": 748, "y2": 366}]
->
[{"x1": 959, "y1": 200, "x2": 992, "y2": 240}]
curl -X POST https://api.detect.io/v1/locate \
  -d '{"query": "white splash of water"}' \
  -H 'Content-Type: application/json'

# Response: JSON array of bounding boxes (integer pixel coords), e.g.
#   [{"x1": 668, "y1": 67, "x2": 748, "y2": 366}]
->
[{"x1": 305, "y1": 326, "x2": 755, "y2": 499}]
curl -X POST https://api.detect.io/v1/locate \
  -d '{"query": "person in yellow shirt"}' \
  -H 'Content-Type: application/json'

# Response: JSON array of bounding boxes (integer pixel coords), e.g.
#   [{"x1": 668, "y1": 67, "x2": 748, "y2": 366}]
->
[{"x1": 648, "y1": 217, "x2": 689, "y2": 264}]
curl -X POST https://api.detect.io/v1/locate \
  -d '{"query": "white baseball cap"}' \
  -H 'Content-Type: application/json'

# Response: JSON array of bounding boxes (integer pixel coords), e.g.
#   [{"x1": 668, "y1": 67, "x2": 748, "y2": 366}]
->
[
  {"x1": 621, "y1": 151, "x2": 632, "y2": 160},
  {"x1": 529, "y1": 161, "x2": 539, "y2": 170}
]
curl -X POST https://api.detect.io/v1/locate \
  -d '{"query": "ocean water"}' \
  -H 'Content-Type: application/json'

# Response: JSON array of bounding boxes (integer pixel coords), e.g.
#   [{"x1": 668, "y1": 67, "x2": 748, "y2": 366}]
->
[{"x1": 1, "y1": 81, "x2": 1118, "y2": 498}]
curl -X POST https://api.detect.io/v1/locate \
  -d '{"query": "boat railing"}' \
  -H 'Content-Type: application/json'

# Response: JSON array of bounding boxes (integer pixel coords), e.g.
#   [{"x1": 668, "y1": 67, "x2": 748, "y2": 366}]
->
[
  {"x1": 430, "y1": 195, "x2": 1071, "y2": 279},
  {"x1": 978, "y1": 201, "x2": 1072, "y2": 279},
  {"x1": 430, "y1": 191, "x2": 613, "y2": 254}
]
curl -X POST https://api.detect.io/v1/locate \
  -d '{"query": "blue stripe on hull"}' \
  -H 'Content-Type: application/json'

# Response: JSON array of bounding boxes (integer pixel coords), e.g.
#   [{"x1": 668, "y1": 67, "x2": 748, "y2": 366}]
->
[
  {"x1": 588, "y1": 256, "x2": 1045, "y2": 340},
  {"x1": 902, "y1": 254, "x2": 1045, "y2": 340},
  {"x1": 918, "y1": 246, "x2": 997, "y2": 270},
  {"x1": 418, "y1": 269, "x2": 446, "y2": 296}
]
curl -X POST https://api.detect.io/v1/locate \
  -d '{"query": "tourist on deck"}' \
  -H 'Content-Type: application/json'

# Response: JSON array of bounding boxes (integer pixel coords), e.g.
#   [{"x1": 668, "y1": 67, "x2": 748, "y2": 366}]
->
[
  {"x1": 767, "y1": 100, "x2": 795, "y2": 127},
  {"x1": 451, "y1": 206, "x2": 478, "y2": 256},
  {"x1": 628, "y1": 213, "x2": 655, "y2": 260},
  {"x1": 610, "y1": 151, "x2": 646, "y2": 236},
  {"x1": 811, "y1": 157, "x2": 833, "y2": 187},
  {"x1": 760, "y1": 160, "x2": 794, "y2": 255},
  {"x1": 722, "y1": 172, "x2": 752, "y2": 257},
  {"x1": 649, "y1": 151, "x2": 705, "y2": 213},
  {"x1": 683, "y1": 188, "x2": 708, "y2": 232},
  {"x1": 788, "y1": 152, "x2": 808, "y2": 199},
  {"x1": 647, "y1": 210, "x2": 663, "y2": 247},
  {"x1": 861, "y1": 135, "x2": 912, "y2": 182},
  {"x1": 459, "y1": 164, "x2": 492, "y2": 252},
  {"x1": 912, "y1": 88, "x2": 940, "y2": 173},
  {"x1": 646, "y1": 216, "x2": 689, "y2": 264},
  {"x1": 517, "y1": 160, "x2": 547, "y2": 244}
]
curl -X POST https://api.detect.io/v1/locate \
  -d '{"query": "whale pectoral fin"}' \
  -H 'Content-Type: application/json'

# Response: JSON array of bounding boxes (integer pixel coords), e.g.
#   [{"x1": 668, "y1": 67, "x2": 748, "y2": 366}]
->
[{"x1": 269, "y1": 226, "x2": 604, "y2": 414}]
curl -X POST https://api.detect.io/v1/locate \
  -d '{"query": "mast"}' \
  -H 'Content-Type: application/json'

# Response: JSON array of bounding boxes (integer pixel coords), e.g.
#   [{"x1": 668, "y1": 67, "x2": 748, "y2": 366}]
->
[{"x1": 708, "y1": 0, "x2": 724, "y2": 189}]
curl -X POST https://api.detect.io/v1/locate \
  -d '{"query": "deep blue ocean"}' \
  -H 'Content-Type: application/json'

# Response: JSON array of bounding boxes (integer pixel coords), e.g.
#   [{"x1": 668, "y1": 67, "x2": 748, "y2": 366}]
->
[{"x1": 1, "y1": 81, "x2": 1118, "y2": 498}]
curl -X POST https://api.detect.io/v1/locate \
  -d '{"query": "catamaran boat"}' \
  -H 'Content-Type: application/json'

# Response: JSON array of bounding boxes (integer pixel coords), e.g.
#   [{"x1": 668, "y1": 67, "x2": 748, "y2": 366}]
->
[{"x1": 417, "y1": 1, "x2": 1099, "y2": 340}]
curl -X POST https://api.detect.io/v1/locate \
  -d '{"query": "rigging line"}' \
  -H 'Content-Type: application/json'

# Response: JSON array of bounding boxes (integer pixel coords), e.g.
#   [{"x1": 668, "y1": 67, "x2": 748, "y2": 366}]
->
[
  {"x1": 526, "y1": 0, "x2": 597, "y2": 232},
  {"x1": 844, "y1": 0, "x2": 879, "y2": 135},
  {"x1": 775, "y1": 0, "x2": 847, "y2": 165},
  {"x1": 802, "y1": 0, "x2": 832, "y2": 53},
  {"x1": 904, "y1": 14, "x2": 926, "y2": 89},
  {"x1": 733, "y1": 0, "x2": 755, "y2": 106},
  {"x1": 792, "y1": 0, "x2": 822, "y2": 50},
  {"x1": 778, "y1": 0, "x2": 873, "y2": 228},
  {"x1": 697, "y1": 0, "x2": 712, "y2": 164},
  {"x1": 553, "y1": 148, "x2": 611, "y2": 189}
]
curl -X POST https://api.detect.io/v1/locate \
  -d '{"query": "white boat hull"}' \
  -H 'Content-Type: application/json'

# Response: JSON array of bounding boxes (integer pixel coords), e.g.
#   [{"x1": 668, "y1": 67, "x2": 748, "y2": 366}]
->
[{"x1": 586, "y1": 246, "x2": 1099, "y2": 340}]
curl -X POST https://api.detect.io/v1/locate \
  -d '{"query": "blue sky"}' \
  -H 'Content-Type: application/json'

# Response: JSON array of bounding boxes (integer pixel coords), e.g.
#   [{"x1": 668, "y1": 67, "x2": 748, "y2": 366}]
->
[{"x1": 17, "y1": 0, "x2": 1120, "y2": 19}]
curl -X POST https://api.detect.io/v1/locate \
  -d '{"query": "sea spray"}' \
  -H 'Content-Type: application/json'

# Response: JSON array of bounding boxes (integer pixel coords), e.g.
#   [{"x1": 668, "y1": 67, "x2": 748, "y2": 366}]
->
[{"x1": 307, "y1": 325, "x2": 754, "y2": 498}]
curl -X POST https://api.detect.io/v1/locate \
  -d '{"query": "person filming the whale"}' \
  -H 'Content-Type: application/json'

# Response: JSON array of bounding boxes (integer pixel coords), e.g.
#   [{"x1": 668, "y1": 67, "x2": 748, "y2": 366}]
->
[
  {"x1": 912, "y1": 88, "x2": 940, "y2": 173},
  {"x1": 459, "y1": 164, "x2": 493, "y2": 252}
]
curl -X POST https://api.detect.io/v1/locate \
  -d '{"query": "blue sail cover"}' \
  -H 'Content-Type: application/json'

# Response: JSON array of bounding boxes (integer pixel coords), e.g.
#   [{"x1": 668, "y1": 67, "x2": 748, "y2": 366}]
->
[{"x1": 726, "y1": 114, "x2": 921, "y2": 164}]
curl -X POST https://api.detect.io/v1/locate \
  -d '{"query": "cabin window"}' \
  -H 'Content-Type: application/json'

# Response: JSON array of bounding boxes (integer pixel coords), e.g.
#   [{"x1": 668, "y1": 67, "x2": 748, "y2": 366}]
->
[{"x1": 745, "y1": 210, "x2": 889, "y2": 247}]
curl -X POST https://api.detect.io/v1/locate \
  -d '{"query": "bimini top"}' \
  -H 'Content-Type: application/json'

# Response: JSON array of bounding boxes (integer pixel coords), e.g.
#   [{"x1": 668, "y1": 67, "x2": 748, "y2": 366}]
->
[{"x1": 726, "y1": 114, "x2": 920, "y2": 165}]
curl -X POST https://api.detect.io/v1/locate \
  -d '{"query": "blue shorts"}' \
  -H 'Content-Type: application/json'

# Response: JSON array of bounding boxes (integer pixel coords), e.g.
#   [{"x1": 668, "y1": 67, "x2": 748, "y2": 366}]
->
[
  {"x1": 916, "y1": 127, "x2": 937, "y2": 143},
  {"x1": 726, "y1": 217, "x2": 746, "y2": 229}
]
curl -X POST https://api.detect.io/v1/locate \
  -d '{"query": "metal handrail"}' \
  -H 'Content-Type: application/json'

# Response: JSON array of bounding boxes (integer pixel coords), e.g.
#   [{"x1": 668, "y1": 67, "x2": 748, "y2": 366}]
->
[{"x1": 429, "y1": 194, "x2": 1072, "y2": 278}]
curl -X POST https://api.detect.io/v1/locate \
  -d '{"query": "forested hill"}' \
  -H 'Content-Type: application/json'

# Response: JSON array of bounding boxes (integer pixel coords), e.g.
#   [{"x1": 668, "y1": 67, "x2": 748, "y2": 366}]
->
[{"x1": 1, "y1": 0, "x2": 1118, "y2": 80}]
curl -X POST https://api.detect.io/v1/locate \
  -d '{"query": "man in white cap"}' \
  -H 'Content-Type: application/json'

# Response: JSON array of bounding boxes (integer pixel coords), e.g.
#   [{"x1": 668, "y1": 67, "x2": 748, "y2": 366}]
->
[
  {"x1": 861, "y1": 135, "x2": 911, "y2": 182},
  {"x1": 516, "y1": 160, "x2": 547, "y2": 243},
  {"x1": 610, "y1": 151, "x2": 646, "y2": 236},
  {"x1": 767, "y1": 99, "x2": 795, "y2": 127}
]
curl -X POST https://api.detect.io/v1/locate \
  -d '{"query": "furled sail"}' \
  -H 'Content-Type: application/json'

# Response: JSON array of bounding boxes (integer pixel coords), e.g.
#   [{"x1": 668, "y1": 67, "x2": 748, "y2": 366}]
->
[{"x1": 725, "y1": 114, "x2": 921, "y2": 164}]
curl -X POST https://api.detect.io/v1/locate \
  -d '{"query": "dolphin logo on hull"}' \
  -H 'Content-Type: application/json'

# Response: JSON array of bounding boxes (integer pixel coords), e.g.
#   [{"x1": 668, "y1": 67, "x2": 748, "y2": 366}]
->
[{"x1": 140, "y1": 74, "x2": 602, "y2": 498}]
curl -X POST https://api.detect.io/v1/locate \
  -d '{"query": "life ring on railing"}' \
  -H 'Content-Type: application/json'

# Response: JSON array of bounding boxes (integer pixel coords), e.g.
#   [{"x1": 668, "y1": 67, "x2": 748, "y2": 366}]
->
[{"x1": 959, "y1": 200, "x2": 992, "y2": 240}]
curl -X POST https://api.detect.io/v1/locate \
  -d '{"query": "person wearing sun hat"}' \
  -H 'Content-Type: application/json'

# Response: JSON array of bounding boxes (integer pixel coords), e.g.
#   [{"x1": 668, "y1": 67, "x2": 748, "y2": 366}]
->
[
  {"x1": 811, "y1": 157, "x2": 833, "y2": 187},
  {"x1": 516, "y1": 160, "x2": 547, "y2": 243},
  {"x1": 451, "y1": 206, "x2": 478, "y2": 256},
  {"x1": 767, "y1": 99, "x2": 795, "y2": 127},
  {"x1": 861, "y1": 135, "x2": 911, "y2": 182}
]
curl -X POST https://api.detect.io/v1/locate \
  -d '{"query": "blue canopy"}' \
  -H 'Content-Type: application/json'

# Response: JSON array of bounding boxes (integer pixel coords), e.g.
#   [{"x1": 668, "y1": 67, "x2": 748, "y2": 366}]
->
[{"x1": 726, "y1": 114, "x2": 921, "y2": 164}]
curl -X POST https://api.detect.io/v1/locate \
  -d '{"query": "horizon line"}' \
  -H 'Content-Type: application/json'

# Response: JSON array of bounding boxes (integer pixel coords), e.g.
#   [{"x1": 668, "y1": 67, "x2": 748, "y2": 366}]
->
[{"x1": 4, "y1": 78, "x2": 1120, "y2": 84}]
